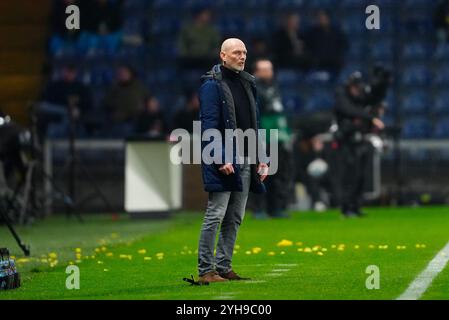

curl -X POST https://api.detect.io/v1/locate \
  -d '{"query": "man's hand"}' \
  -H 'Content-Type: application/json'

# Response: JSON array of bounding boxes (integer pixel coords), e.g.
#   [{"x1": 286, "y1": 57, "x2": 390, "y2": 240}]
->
[
  {"x1": 219, "y1": 163, "x2": 235, "y2": 175},
  {"x1": 372, "y1": 117, "x2": 385, "y2": 130},
  {"x1": 257, "y1": 163, "x2": 268, "y2": 182}
]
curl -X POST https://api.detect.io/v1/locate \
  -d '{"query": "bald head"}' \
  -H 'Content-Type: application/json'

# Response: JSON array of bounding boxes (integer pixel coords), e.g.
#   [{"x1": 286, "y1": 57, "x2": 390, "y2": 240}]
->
[{"x1": 220, "y1": 38, "x2": 247, "y2": 72}]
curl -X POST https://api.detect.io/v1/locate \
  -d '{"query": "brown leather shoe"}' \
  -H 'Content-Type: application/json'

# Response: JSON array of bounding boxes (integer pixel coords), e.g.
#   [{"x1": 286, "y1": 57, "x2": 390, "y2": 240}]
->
[
  {"x1": 198, "y1": 271, "x2": 228, "y2": 284},
  {"x1": 219, "y1": 270, "x2": 250, "y2": 281}
]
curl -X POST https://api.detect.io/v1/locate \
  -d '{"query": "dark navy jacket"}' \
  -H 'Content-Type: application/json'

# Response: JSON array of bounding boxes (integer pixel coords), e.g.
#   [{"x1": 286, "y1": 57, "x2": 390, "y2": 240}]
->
[{"x1": 198, "y1": 64, "x2": 266, "y2": 194}]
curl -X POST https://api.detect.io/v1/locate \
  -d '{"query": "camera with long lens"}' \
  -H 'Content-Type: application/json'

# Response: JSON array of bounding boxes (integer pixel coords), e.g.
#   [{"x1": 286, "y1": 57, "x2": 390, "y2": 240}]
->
[{"x1": 0, "y1": 113, "x2": 32, "y2": 176}]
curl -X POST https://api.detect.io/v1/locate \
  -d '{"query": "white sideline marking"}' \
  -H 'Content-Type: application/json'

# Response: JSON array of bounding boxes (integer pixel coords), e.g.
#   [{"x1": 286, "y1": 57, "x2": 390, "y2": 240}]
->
[
  {"x1": 243, "y1": 280, "x2": 266, "y2": 284},
  {"x1": 272, "y1": 269, "x2": 290, "y2": 272},
  {"x1": 275, "y1": 263, "x2": 298, "y2": 267},
  {"x1": 397, "y1": 241, "x2": 449, "y2": 300},
  {"x1": 266, "y1": 273, "x2": 282, "y2": 277}
]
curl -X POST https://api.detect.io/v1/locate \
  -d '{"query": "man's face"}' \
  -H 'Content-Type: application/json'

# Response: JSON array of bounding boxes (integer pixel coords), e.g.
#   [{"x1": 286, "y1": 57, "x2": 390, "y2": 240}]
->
[
  {"x1": 221, "y1": 41, "x2": 247, "y2": 72},
  {"x1": 117, "y1": 67, "x2": 132, "y2": 84},
  {"x1": 62, "y1": 68, "x2": 77, "y2": 83},
  {"x1": 318, "y1": 12, "x2": 330, "y2": 28},
  {"x1": 254, "y1": 60, "x2": 274, "y2": 82}
]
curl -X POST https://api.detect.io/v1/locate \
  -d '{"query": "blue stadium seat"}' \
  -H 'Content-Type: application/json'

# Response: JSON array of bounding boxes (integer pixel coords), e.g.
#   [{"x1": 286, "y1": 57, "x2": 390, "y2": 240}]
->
[
  {"x1": 432, "y1": 91, "x2": 449, "y2": 115},
  {"x1": 123, "y1": 0, "x2": 147, "y2": 10},
  {"x1": 403, "y1": 0, "x2": 431, "y2": 8},
  {"x1": 340, "y1": 0, "x2": 363, "y2": 8},
  {"x1": 434, "y1": 43, "x2": 449, "y2": 60},
  {"x1": 217, "y1": 16, "x2": 245, "y2": 36},
  {"x1": 304, "y1": 71, "x2": 332, "y2": 85},
  {"x1": 402, "y1": 42, "x2": 430, "y2": 60},
  {"x1": 401, "y1": 91, "x2": 430, "y2": 115},
  {"x1": 433, "y1": 118, "x2": 449, "y2": 139},
  {"x1": 245, "y1": 15, "x2": 274, "y2": 35},
  {"x1": 347, "y1": 41, "x2": 364, "y2": 60},
  {"x1": 433, "y1": 65, "x2": 449, "y2": 86},
  {"x1": 401, "y1": 117, "x2": 432, "y2": 139},
  {"x1": 273, "y1": 0, "x2": 306, "y2": 9},
  {"x1": 282, "y1": 92, "x2": 303, "y2": 114},
  {"x1": 401, "y1": 65, "x2": 432, "y2": 87},
  {"x1": 276, "y1": 70, "x2": 303, "y2": 88},
  {"x1": 122, "y1": 16, "x2": 145, "y2": 38},
  {"x1": 150, "y1": 16, "x2": 181, "y2": 36},
  {"x1": 303, "y1": 90, "x2": 334, "y2": 113},
  {"x1": 369, "y1": 40, "x2": 393, "y2": 61},
  {"x1": 152, "y1": 0, "x2": 185, "y2": 9},
  {"x1": 341, "y1": 15, "x2": 365, "y2": 36},
  {"x1": 305, "y1": 0, "x2": 335, "y2": 9}
]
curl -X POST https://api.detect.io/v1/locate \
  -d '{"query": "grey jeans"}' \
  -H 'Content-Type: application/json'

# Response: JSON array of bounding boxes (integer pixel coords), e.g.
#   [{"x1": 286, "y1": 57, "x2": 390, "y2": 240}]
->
[{"x1": 198, "y1": 160, "x2": 251, "y2": 276}]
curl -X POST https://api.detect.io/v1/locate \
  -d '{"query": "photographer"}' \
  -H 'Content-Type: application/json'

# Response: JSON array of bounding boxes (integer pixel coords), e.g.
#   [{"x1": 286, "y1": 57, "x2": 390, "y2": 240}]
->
[{"x1": 334, "y1": 68, "x2": 390, "y2": 217}]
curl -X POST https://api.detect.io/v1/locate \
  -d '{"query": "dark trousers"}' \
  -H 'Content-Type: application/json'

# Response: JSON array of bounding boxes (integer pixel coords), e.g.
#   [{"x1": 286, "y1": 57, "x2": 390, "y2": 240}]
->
[
  {"x1": 339, "y1": 141, "x2": 372, "y2": 213},
  {"x1": 254, "y1": 145, "x2": 293, "y2": 215}
]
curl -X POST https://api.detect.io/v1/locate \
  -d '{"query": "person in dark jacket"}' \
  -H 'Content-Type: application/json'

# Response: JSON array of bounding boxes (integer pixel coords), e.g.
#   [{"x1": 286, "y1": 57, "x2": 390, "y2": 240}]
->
[
  {"x1": 252, "y1": 58, "x2": 293, "y2": 219},
  {"x1": 334, "y1": 72, "x2": 384, "y2": 217},
  {"x1": 197, "y1": 38, "x2": 267, "y2": 284},
  {"x1": 272, "y1": 13, "x2": 309, "y2": 70},
  {"x1": 172, "y1": 90, "x2": 200, "y2": 133},
  {"x1": 135, "y1": 96, "x2": 168, "y2": 138},
  {"x1": 304, "y1": 10, "x2": 348, "y2": 74}
]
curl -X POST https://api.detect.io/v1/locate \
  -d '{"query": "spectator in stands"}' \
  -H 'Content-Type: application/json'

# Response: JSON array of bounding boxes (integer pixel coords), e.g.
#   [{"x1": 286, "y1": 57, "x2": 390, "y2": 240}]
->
[
  {"x1": 172, "y1": 90, "x2": 200, "y2": 133},
  {"x1": 103, "y1": 65, "x2": 149, "y2": 135},
  {"x1": 135, "y1": 96, "x2": 168, "y2": 138},
  {"x1": 78, "y1": 0, "x2": 124, "y2": 54},
  {"x1": 304, "y1": 10, "x2": 348, "y2": 74},
  {"x1": 435, "y1": 0, "x2": 449, "y2": 42},
  {"x1": 272, "y1": 13, "x2": 309, "y2": 70},
  {"x1": 177, "y1": 7, "x2": 221, "y2": 70},
  {"x1": 49, "y1": 0, "x2": 81, "y2": 55},
  {"x1": 38, "y1": 64, "x2": 92, "y2": 138},
  {"x1": 246, "y1": 37, "x2": 271, "y2": 70}
]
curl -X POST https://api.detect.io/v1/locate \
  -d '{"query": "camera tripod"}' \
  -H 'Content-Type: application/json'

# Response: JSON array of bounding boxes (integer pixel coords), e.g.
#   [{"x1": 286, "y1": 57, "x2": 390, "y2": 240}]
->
[
  {"x1": 0, "y1": 202, "x2": 30, "y2": 256},
  {"x1": 54, "y1": 99, "x2": 114, "y2": 219}
]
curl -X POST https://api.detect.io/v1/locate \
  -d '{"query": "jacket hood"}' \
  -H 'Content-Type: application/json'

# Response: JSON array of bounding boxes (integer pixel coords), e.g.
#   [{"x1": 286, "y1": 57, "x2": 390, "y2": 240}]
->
[{"x1": 201, "y1": 64, "x2": 256, "y2": 84}]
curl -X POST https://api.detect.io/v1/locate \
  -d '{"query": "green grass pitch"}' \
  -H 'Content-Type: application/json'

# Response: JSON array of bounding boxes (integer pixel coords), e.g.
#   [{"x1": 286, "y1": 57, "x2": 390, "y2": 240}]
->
[{"x1": 1, "y1": 206, "x2": 449, "y2": 300}]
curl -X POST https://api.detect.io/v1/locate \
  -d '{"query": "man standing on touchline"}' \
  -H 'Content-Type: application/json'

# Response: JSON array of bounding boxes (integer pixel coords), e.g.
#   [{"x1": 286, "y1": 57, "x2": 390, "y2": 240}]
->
[{"x1": 197, "y1": 38, "x2": 268, "y2": 283}]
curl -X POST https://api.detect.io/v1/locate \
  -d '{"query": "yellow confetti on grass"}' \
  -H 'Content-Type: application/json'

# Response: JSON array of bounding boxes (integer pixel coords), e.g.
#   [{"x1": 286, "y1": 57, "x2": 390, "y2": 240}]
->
[
  {"x1": 156, "y1": 253, "x2": 164, "y2": 260},
  {"x1": 48, "y1": 252, "x2": 57, "y2": 259},
  {"x1": 75, "y1": 248, "x2": 81, "y2": 253},
  {"x1": 304, "y1": 247, "x2": 312, "y2": 253},
  {"x1": 317, "y1": 252, "x2": 324, "y2": 256},
  {"x1": 295, "y1": 242, "x2": 303, "y2": 246},
  {"x1": 103, "y1": 269, "x2": 109, "y2": 272},
  {"x1": 97, "y1": 261, "x2": 104, "y2": 264},
  {"x1": 245, "y1": 251, "x2": 252, "y2": 255},
  {"x1": 144, "y1": 257, "x2": 152, "y2": 261},
  {"x1": 138, "y1": 249, "x2": 147, "y2": 255},
  {"x1": 267, "y1": 251, "x2": 276, "y2": 256},
  {"x1": 277, "y1": 239, "x2": 293, "y2": 247},
  {"x1": 106, "y1": 252, "x2": 113, "y2": 257},
  {"x1": 252, "y1": 247, "x2": 262, "y2": 254}
]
